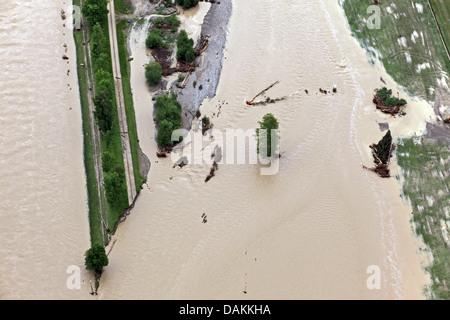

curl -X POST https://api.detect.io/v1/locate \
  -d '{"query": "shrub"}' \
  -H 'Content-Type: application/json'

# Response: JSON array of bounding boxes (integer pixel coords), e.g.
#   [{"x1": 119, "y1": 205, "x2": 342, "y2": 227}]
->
[
  {"x1": 176, "y1": 0, "x2": 199, "y2": 9},
  {"x1": 153, "y1": 94, "x2": 182, "y2": 147},
  {"x1": 145, "y1": 61, "x2": 163, "y2": 85},
  {"x1": 146, "y1": 28, "x2": 163, "y2": 48},
  {"x1": 177, "y1": 30, "x2": 195, "y2": 63},
  {"x1": 104, "y1": 171, "x2": 125, "y2": 205},
  {"x1": 82, "y1": 0, "x2": 109, "y2": 26}
]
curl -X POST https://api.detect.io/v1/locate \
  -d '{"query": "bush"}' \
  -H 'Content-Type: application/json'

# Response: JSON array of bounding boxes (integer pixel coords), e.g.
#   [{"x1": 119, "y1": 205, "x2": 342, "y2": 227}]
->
[
  {"x1": 104, "y1": 171, "x2": 125, "y2": 205},
  {"x1": 153, "y1": 94, "x2": 182, "y2": 147},
  {"x1": 146, "y1": 28, "x2": 163, "y2": 48},
  {"x1": 145, "y1": 61, "x2": 162, "y2": 85},
  {"x1": 101, "y1": 150, "x2": 115, "y2": 173},
  {"x1": 176, "y1": 0, "x2": 199, "y2": 9},
  {"x1": 93, "y1": 69, "x2": 114, "y2": 131},
  {"x1": 177, "y1": 30, "x2": 195, "y2": 63},
  {"x1": 85, "y1": 244, "x2": 109, "y2": 271},
  {"x1": 82, "y1": 0, "x2": 109, "y2": 26}
]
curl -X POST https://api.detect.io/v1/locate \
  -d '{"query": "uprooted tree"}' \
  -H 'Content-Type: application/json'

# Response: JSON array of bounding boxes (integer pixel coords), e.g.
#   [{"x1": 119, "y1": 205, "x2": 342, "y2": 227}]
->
[
  {"x1": 366, "y1": 130, "x2": 394, "y2": 178},
  {"x1": 373, "y1": 87, "x2": 407, "y2": 115}
]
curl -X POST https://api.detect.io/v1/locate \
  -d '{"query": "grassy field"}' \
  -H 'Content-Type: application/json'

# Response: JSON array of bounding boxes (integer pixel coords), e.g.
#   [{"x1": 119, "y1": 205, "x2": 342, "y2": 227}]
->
[
  {"x1": 342, "y1": 0, "x2": 450, "y2": 100},
  {"x1": 114, "y1": 0, "x2": 135, "y2": 14},
  {"x1": 396, "y1": 138, "x2": 450, "y2": 299},
  {"x1": 430, "y1": 0, "x2": 450, "y2": 57},
  {"x1": 343, "y1": 0, "x2": 450, "y2": 299},
  {"x1": 117, "y1": 19, "x2": 146, "y2": 191}
]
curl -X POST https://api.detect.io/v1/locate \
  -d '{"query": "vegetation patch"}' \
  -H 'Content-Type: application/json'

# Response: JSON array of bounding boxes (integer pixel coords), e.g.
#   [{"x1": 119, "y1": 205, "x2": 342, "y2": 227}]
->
[
  {"x1": 342, "y1": 0, "x2": 450, "y2": 100},
  {"x1": 396, "y1": 138, "x2": 450, "y2": 299},
  {"x1": 373, "y1": 87, "x2": 407, "y2": 115}
]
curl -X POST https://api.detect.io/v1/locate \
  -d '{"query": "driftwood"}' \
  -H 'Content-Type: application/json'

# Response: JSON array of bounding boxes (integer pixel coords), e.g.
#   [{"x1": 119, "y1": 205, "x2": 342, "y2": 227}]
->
[
  {"x1": 246, "y1": 81, "x2": 282, "y2": 105},
  {"x1": 373, "y1": 95, "x2": 402, "y2": 115},
  {"x1": 162, "y1": 63, "x2": 195, "y2": 77},
  {"x1": 156, "y1": 151, "x2": 167, "y2": 158},
  {"x1": 195, "y1": 35, "x2": 210, "y2": 56},
  {"x1": 444, "y1": 116, "x2": 450, "y2": 124},
  {"x1": 205, "y1": 161, "x2": 218, "y2": 182},
  {"x1": 364, "y1": 143, "x2": 395, "y2": 178}
]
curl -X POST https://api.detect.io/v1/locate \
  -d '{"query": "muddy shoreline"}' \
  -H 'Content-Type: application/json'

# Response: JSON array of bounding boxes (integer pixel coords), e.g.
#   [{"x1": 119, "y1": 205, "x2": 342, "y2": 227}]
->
[{"x1": 172, "y1": 0, "x2": 233, "y2": 129}]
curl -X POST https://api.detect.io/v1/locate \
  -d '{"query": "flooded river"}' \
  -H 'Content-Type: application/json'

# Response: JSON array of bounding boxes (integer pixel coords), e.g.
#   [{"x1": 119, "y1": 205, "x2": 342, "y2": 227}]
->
[
  {"x1": 100, "y1": 0, "x2": 432, "y2": 299},
  {"x1": 0, "y1": 0, "x2": 90, "y2": 299}
]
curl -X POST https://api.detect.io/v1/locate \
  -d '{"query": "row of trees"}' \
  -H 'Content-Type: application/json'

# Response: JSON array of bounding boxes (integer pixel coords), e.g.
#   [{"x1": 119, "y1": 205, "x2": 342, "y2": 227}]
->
[{"x1": 82, "y1": 0, "x2": 112, "y2": 278}]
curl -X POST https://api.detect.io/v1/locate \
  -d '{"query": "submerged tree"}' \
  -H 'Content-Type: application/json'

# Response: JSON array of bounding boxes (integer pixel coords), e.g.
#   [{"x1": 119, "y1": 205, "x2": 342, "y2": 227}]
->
[
  {"x1": 85, "y1": 244, "x2": 109, "y2": 272},
  {"x1": 256, "y1": 113, "x2": 280, "y2": 158}
]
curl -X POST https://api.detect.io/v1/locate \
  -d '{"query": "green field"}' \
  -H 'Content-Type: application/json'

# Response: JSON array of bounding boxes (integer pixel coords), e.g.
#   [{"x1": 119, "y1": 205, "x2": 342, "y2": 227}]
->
[
  {"x1": 430, "y1": 0, "x2": 450, "y2": 57},
  {"x1": 114, "y1": 0, "x2": 134, "y2": 14},
  {"x1": 344, "y1": 0, "x2": 450, "y2": 299},
  {"x1": 343, "y1": 0, "x2": 450, "y2": 100},
  {"x1": 396, "y1": 138, "x2": 450, "y2": 299}
]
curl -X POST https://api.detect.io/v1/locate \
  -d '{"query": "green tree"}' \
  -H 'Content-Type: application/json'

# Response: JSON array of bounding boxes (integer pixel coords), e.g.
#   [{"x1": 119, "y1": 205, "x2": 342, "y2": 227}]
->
[
  {"x1": 91, "y1": 23, "x2": 106, "y2": 59},
  {"x1": 85, "y1": 244, "x2": 109, "y2": 271},
  {"x1": 82, "y1": 0, "x2": 109, "y2": 26},
  {"x1": 177, "y1": 30, "x2": 195, "y2": 63},
  {"x1": 101, "y1": 150, "x2": 115, "y2": 173},
  {"x1": 93, "y1": 88, "x2": 113, "y2": 131},
  {"x1": 104, "y1": 171, "x2": 125, "y2": 205},
  {"x1": 146, "y1": 28, "x2": 163, "y2": 48},
  {"x1": 176, "y1": 0, "x2": 199, "y2": 9},
  {"x1": 153, "y1": 94, "x2": 182, "y2": 147},
  {"x1": 256, "y1": 113, "x2": 280, "y2": 158},
  {"x1": 145, "y1": 61, "x2": 163, "y2": 85},
  {"x1": 157, "y1": 119, "x2": 176, "y2": 147}
]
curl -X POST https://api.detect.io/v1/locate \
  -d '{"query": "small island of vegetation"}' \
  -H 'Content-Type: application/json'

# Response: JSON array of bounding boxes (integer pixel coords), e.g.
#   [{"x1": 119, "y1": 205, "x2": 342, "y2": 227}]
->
[{"x1": 373, "y1": 87, "x2": 407, "y2": 115}]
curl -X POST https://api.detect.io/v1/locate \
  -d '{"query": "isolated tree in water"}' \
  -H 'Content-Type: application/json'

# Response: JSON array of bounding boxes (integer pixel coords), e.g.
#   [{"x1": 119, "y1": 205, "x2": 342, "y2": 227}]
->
[
  {"x1": 85, "y1": 245, "x2": 109, "y2": 272},
  {"x1": 256, "y1": 113, "x2": 280, "y2": 158}
]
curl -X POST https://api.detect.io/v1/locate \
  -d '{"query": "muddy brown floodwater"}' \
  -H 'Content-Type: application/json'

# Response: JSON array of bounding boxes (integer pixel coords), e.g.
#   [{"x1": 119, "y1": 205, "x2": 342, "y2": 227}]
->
[
  {"x1": 0, "y1": 0, "x2": 90, "y2": 299},
  {"x1": 99, "y1": 0, "x2": 434, "y2": 299}
]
